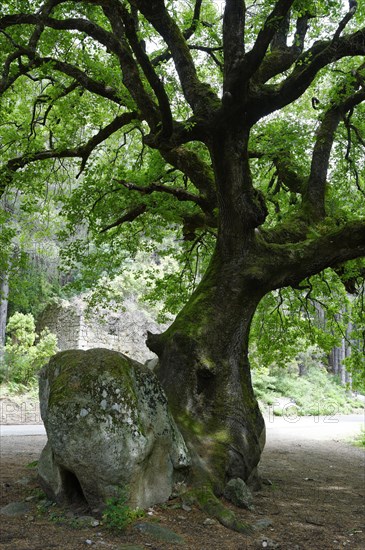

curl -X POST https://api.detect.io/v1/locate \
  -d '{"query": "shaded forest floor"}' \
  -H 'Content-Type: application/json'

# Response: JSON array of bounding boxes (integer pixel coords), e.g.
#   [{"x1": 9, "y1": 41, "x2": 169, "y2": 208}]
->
[{"x1": 1, "y1": 413, "x2": 364, "y2": 549}]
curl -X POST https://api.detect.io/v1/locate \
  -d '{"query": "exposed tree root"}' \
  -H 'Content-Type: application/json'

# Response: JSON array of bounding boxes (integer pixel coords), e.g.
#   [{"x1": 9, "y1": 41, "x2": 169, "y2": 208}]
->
[{"x1": 183, "y1": 484, "x2": 254, "y2": 534}]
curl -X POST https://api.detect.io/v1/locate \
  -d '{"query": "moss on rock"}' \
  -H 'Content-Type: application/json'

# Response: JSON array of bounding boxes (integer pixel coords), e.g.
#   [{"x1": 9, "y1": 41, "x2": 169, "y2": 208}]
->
[{"x1": 38, "y1": 348, "x2": 191, "y2": 510}]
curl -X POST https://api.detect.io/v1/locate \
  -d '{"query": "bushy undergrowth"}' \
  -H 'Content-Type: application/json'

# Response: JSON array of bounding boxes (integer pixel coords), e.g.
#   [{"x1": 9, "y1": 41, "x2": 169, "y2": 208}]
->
[
  {"x1": 102, "y1": 491, "x2": 144, "y2": 532},
  {"x1": 0, "y1": 312, "x2": 58, "y2": 386},
  {"x1": 252, "y1": 366, "x2": 364, "y2": 416},
  {"x1": 0, "y1": 380, "x2": 39, "y2": 397},
  {"x1": 352, "y1": 428, "x2": 365, "y2": 447}
]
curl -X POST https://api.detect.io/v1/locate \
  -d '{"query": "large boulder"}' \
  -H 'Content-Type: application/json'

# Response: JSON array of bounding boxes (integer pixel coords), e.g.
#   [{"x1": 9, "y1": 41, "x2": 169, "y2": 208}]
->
[{"x1": 38, "y1": 348, "x2": 190, "y2": 511}]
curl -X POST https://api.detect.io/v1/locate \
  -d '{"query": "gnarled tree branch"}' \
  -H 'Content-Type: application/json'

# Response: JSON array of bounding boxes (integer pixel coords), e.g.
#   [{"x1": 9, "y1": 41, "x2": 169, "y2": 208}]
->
[
  {"x1": 269, "y1": 219, "x2": 365, "y2": 290},
  {"x1": 273, "y1": 153, "x2": 305, "y2": 195},
  {"x1": 118, "y1": 4, "x2": 173, "y2": 137},
  {"x1": 254, "y1": 14, "x2": 310, "y2": 84},
  {"x1": 101, "y1": 3, "x2": 159, "y2": 128},
  {"x1": 130, "y1": 0, "x2": 219, "y2": 116},
  {"x1": 150, "y1": 0, "x2": 205, "y2": 67},
  {"x1": 332, "y1": 0, "x2": 358, "y2": 43},
  {"x1": 161, "y1": 147, "x2": 216, "y2": 210},
  {"x1": 252, "y1": 27, "x2": 365, "y2": 121},
  {"x1": 115, "y1": 178, "x2": 211, "y2": 213},
  {"x1": 223, "y1": 0, "x2": 246, "y2": 90},
  {"x1": 1, "y1": 111, "x2": 138, "y2": 187},
  {"x1": 100, "y1": 203, "x2": 147, "y2": 233},
  {"x1": 0, "y1": 53, "x2": 122, "y2": 103},
  {"x1": 304, "y1": 88, "x2": 365, "y2": 220},
  {"x1": 243, "y1": 0, "x2": 296, "y2": 81}
]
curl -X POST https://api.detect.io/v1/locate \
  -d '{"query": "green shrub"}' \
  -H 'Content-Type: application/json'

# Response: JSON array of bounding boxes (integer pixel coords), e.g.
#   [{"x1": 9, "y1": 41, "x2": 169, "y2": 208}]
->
[
  {"x1": 102, "y1": 491, "x2": 144, "y2": 532},
  {"x1": 353, "y1": 428, "x2": 365, "y2": 447},
  {"x1": 1, "y1": 312, "x2": 58, "y2": 385},
  {"x1": 252, "y1": 363, "x2": 363, "y2": 416}
]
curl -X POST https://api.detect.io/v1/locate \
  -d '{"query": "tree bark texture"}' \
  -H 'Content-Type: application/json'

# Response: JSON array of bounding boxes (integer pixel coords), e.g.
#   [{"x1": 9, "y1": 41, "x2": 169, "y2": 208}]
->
[
  {"x1": 146, "y1": 131, "x2": 272, "y2": 490},
  {"x1": 148, "y1": 248, "x2": 266, "y2": 491}
]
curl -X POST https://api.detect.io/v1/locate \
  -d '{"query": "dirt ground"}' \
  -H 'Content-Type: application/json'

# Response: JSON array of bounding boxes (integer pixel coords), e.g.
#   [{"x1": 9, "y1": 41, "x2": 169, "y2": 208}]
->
[{"x1": 1, "y1": 409, "x2": 364, "y2": 549}]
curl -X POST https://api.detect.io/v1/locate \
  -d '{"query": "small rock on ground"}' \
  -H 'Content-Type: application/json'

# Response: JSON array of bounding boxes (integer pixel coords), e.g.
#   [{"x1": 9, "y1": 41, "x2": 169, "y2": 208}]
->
[
  {"x1": 254, "y1": 518, "x2": 273, "y2": 530},
  {"x1": 133, "y1": 522, "x2": 185, "y2": 544},
  {"x1": 224, "y1": 477, "x2": 254, "y2": 509},
  {"x1": 182, "y1": 503, "x2": 192, "y2": 512},
  {"x1": 203, "y1": 518, "x2": 217, "y2": 526},
  {"x1": 0, "y1": 501, "x2": 31, "y2": 516},
  {"x1": 256, "y1": 537, "x2": 280, "y2": 548}
]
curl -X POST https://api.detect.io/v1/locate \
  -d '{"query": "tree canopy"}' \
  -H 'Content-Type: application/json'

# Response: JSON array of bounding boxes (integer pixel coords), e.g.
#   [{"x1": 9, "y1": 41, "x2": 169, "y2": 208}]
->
[
  {"x1": 1, "y1": 0, "x2": 364, "y2": 366},
  {"x1": 1, "y1": 1, "x2": 364, "y2": 258}
]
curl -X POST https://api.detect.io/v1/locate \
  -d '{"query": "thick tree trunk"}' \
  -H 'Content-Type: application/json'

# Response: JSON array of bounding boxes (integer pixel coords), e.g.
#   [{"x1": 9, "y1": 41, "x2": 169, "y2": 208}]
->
[
  {"x1": 147, "y1": 247, "x2": 266, "y2": 492},
  {"x1": 147, "y1": 128, "x2": 269, "y2": 494}
]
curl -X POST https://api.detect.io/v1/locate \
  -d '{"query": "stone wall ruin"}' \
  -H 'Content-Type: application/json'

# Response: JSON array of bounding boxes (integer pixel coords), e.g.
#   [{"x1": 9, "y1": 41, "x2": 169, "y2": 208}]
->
[{"x1": 37, "y1": 296, "x2": 167, "y2": 363}]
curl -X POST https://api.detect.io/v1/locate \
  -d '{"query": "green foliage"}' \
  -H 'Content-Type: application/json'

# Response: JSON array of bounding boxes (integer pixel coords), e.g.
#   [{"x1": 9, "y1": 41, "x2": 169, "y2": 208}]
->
[
  {"x1": 249, "y1": 268, "x2": 365, "y2": 394},
  {"x1": 252, "y1": 360, "x2": 363, "y2": 416},
  {"x1": 6, "y1": 312, "x2": 36, "y2": 347},
  {"x1": 0, "y1": 210, "x2": 16, "y2": 273},
  {"x1": 1, "y1": 182, "x2": 67, "y2": 321},
  {"x1": 1, "y1": 312, "x2": 58, "y2": 385},
  {"x1": 26, "y1": 460, "x2": 39, "y2": 469},
  {"x1": 0, "y1": 0, "x2": 365, "y2": 401},
  {"x1": 8, "y1": 264, "x2": 62, "y2": 319},
  {"x1": 344, "y1": 342, "x2": 365, "y2": 394},
  {"x1": 102, "y1": 491, "x2": 145, "y2": 532},
  {"x1": 352, "y1": 428, "x2": 365, "y2": 448},
  {"x1": 0, "y1": 380, "x2": 38, "y2": 397}
]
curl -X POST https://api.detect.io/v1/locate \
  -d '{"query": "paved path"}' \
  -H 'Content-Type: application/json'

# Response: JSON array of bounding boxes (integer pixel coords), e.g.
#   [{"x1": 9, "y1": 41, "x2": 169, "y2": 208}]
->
[
  {"x1": 0, "y1": 424, "x2": 46, "y2": 437},
  {"x1": 264, "y1": 413, "x2": 364, "y2": 442},
  {"x1": 1, "y1": 413, "x2": 363, "y2": 439}
]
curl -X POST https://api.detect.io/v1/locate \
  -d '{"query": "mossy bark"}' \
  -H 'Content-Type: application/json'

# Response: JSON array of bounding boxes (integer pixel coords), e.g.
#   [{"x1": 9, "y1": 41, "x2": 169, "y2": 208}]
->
[
  {"x1": 147, "y1": 126, "x2": 271, "y2": 494},
  {"x1": 184, "y1": 484, "x2": 254, "y2": 534},
  {"x1": 147, "y1": 246, "x2": 266, "y2": 493}
]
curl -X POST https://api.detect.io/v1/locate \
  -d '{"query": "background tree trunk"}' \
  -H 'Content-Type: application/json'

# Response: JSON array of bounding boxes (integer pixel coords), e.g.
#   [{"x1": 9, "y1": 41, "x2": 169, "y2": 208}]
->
[
  {"x1": 0, "y1": 271, "x2": 9, "y2": 360},
  {"x1": 327, "y1": 311, "x2": 354, "y2": 386}
]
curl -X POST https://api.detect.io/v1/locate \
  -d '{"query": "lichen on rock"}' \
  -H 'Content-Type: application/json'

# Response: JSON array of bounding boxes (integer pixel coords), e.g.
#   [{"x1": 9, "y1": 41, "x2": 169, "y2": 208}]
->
[{"x1": 38, "y1": 348, "x2": 190, "y2": 511}]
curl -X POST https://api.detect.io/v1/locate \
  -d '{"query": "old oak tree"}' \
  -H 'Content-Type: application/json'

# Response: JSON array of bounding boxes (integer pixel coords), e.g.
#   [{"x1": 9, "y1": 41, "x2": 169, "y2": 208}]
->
[{"x1": 1, "y1": 0, "x2": 365, "y2": 530}]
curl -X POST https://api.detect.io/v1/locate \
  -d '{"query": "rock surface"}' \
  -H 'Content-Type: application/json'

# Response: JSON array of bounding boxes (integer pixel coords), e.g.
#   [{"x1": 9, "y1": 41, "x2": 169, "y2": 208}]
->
[
  {"x1": 38, "y1": 348, "x2": 190, "y2": 510},
  {"x1": 133, "y1": 522, "x2": 185, "y2": 544},
  {"x1": 0, "y1": 501, "x2": 31, "y2": 517},
  {"x1": 223, "y1": 477, "x2": 254, "y2": 510}
]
